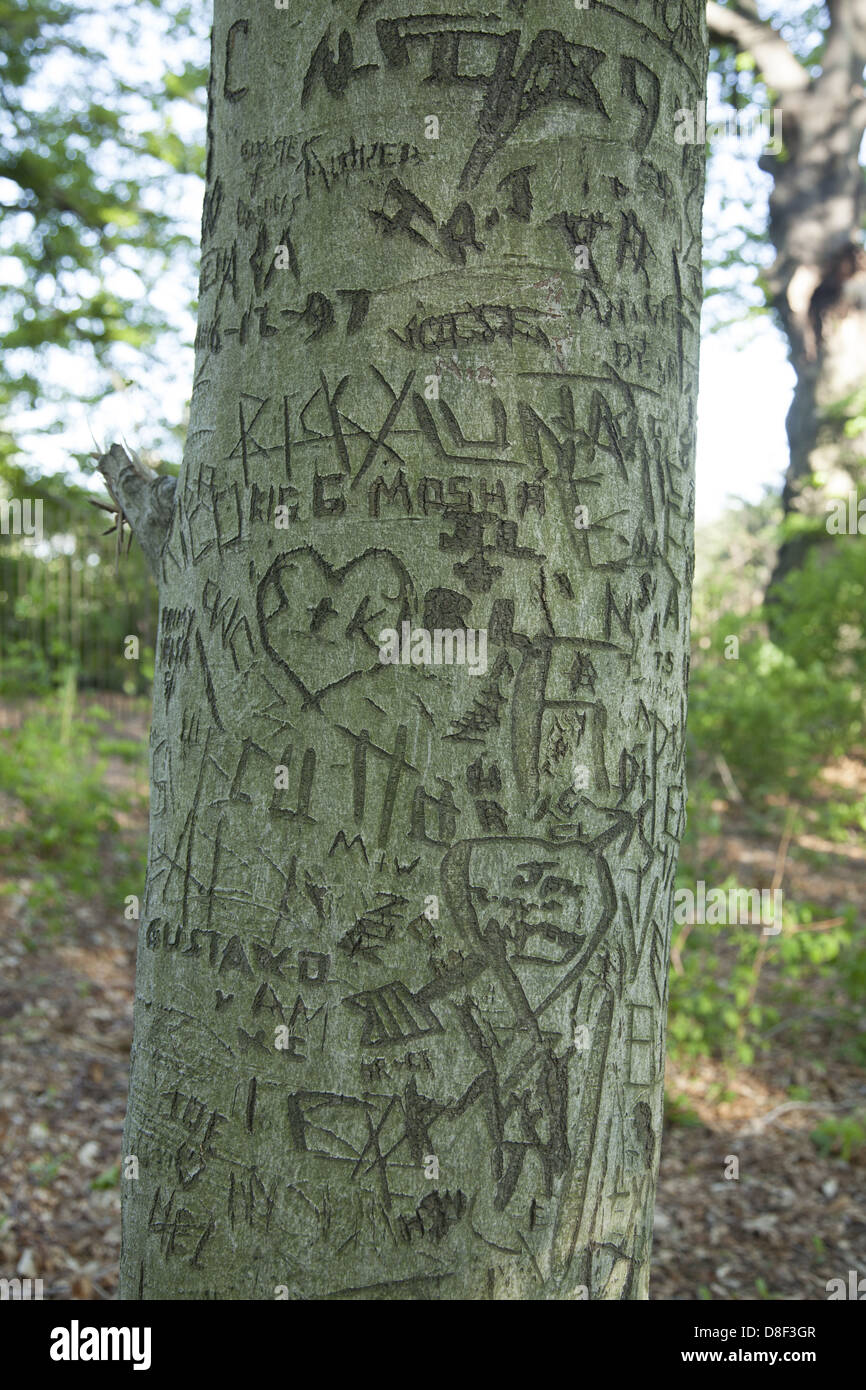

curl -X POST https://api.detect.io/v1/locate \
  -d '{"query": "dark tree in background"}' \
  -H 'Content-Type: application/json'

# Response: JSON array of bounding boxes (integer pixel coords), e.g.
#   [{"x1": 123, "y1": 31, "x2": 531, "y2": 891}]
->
[{"x1": 708, "y1": 1, "x2": 866, "y2": 586}]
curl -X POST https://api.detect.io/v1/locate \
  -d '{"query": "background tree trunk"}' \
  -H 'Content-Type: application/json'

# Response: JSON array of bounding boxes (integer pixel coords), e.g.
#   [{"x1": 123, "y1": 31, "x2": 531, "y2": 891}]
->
[
  {"x1": 110, "y1": 0, "x2": 707, "y2": 1300},
  {"x1": 707, "y1": 1, "x2": 866, "y2": 592},
  {"x1": 766, "y1": 0, "x2": 866, "y2": 587}
]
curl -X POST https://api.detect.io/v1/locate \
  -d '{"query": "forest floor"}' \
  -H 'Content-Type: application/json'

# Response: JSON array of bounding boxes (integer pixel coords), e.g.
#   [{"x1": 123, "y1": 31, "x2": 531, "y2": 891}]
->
[{"x1": 0, "y1": 696, "x2": 864, "y2": 1300}]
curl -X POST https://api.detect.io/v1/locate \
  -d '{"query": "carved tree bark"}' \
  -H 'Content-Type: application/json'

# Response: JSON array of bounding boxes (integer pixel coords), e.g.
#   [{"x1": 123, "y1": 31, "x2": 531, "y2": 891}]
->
[
  {"x1": 707, "y1": 1, "x2": 866, "y2": 591},
  {"x1": 109, "y1": 0, "x2": 707, "y2": 1300}
]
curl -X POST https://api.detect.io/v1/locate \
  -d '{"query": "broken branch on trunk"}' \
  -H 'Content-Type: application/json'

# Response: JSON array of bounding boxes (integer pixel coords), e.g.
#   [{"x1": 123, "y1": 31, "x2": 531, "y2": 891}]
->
[{"x1": 93, "y1": 442, "x2": 176, "y2": 581}]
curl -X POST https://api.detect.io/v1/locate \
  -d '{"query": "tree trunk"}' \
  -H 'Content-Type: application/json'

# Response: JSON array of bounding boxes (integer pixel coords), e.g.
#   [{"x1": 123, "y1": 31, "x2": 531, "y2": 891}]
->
[
  {"x1": 711, "y1": 0, "x2": 866, "y2": 594},
  {"x1": 769, "y1": 245, "x2": 866, "y2": 590},
  {"x1": 107, "y1": 0, "x2": 707, "y2": 1301}
]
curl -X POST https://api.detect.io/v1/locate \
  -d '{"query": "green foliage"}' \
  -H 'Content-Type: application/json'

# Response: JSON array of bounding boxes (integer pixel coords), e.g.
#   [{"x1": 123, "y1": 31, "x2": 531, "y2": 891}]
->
[
  {"x1": 90, "y1": 1163, "x2": 121, "y2": 1190},
  {"x1": 0, "y1": 461, "x2": 158, "y2": 694},
  {"x1": 688, "y1": 499, "x2": 866, "y2": 796},
  {"x1": 28, "y1": 1154, "x2": 66, "y2": 1186},
  {"x1": 677, "y1": 498, "x2": 866, "y2": 1064},
  {"x1": 0, "y1": 676, "x2": 148, "y2": 929},
  {"x1": 672, "y1": 516, "x2": 866, "y2": 1076},
  {"x1": 669, "y1": 918, "x2": 777, "y2": 1065},
  {"x1": 810, "y1": 1112, "x2": 866, "y2": 1163},
  {"x1": 753, "y1": 1276, "x2": 782, "y2": 1300},
  {"x1": 689, "y1": 631, "x2": 856, "y2": 795},
  {"x1": 663, "y1": 1092, "x2": 703, "y2": 1128},
  {"x1": 0, "y1": 0, "x2": 208, "y2": 462},
  {"x1": 668, "y1": 874, "x2": 866, "y2": 1066},
  {"x1": 771, "y1": 538, "x2": 866, "y2": 689}
]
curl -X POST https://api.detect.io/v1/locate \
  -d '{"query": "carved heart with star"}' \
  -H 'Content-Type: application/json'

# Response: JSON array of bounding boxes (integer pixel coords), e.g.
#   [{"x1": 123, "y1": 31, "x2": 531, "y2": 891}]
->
[{"x1": 256, "y1": 545, "x2": 413, "y2": 707}]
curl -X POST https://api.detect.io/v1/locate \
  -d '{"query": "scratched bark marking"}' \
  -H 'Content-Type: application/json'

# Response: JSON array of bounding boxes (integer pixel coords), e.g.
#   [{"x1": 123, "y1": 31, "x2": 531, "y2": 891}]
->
[{"x1": 120, "y1": 0, "x2": 707, "y2": 1300}]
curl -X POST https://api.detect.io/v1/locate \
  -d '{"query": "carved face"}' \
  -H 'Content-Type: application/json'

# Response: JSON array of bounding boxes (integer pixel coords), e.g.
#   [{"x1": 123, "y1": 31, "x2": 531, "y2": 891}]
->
[
  {"x1": 257, "y1": 544, "x2": 412, "y2": 706},
  {"x1": 440, "y1": 834, "x2": 616, "y2": 1023}
]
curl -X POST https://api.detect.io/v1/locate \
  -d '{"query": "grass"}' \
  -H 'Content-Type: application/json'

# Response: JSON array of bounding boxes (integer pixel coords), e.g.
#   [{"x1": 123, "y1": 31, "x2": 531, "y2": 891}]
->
[{"x1": 0, "y1": 673, "x2": 148, "y2": 934}]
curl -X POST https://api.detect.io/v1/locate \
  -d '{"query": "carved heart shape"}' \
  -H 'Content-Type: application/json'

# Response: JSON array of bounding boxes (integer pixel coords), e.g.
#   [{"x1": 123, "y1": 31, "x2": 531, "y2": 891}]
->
[{"x1": 257, "y1": 545, "x2": 412, "y2": 707}]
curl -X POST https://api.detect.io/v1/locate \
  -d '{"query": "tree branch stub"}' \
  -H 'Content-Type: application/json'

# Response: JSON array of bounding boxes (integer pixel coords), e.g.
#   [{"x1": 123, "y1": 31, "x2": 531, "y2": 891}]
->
[{"x1": 95, "y1": 442, "x2": 176, "y2": 581}]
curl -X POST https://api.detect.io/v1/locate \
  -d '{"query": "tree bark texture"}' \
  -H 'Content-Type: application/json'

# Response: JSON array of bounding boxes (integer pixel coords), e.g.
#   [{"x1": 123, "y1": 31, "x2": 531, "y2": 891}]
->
[{"x1": 118, "y1": 0, "x2": 707, "y2": 1300}]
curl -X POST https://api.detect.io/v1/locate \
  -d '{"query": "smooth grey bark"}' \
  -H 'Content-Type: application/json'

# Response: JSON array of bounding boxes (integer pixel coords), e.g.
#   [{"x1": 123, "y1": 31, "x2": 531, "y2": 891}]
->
[{"x1": 109, "y1": 0, "x2": 707, "y2": 1300}]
